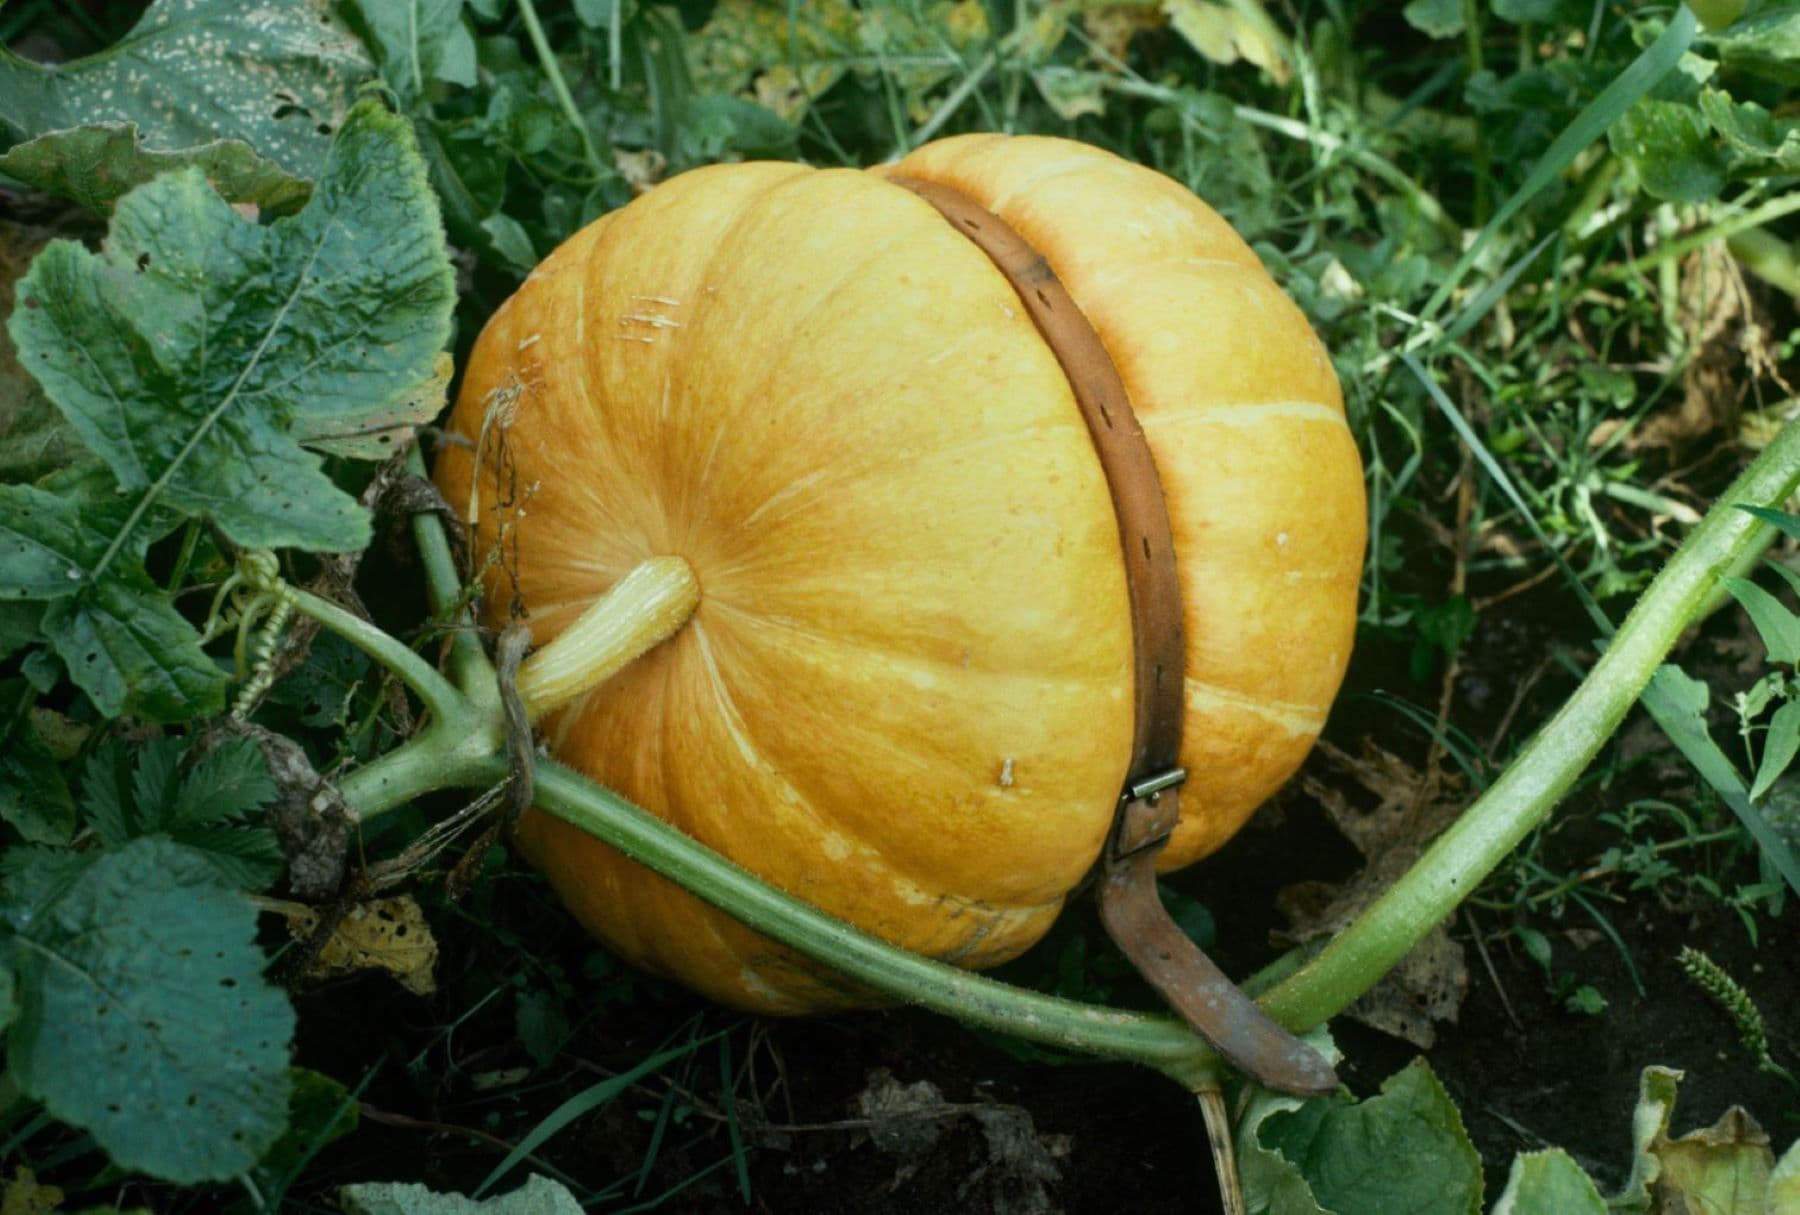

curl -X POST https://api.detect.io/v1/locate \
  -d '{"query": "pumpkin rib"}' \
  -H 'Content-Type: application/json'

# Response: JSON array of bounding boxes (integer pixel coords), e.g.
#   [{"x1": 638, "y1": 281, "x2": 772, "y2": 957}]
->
[{"x1": 688, "y1": 601, "x2": 1073, "y2": 918}]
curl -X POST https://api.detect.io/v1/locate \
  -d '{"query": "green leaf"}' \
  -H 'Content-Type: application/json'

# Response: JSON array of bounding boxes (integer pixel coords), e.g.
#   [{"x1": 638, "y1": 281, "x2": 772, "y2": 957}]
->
[
  {"x1": 1609, "y1": 97, "x2": 1730, "y2": 203},
  {"x1": 8, "y1": 101, "x2": 456, "y2": 557},
  {"x1": 0, "y1": 949, "x2": 15, "y2": 1035},
  {"x1": 0, "y1": 477, "x2": 226, "y2": 722},
  {"x1": 249, "y1": 1068, "x2": 361, "y2": 1203},
  {"x1": 1699, "y1": 89, "x2": 1800, "y2": 168},
  {"x1": 78, "y1": 737, "x2": 282, "y2": 890},
  {"x1": 1710, "y1": 1, "x2": 1800, "y2": 84},
  {"x1": 1722, "y1": 576, "x2": 1800, "y2": 665},
  {"x1": 1238, "y1": 1086, "x2": 1333, "y2": 1215},
  {"x1": 1645, "y1": 666, "x2": 1800, "y2": 900},
  {"x1": 1771, "y1": 1139, "x2": 1800, "y2": 1213},
  {"x1": 1752, "y1": 699, "x2": 1800, "y2": 801},
  {"x1": 1739, "y1": 505, "x2": 1800, "y2": 543},
  {"x1": 1257, "y1": 1058, "x2": 1483, "y2": 1215},
  {"x1": 3, "y1": 837, "x2": 295, "y2": 1183},
  {"x1": 0, "y1": 0, "x2": 372, "y2": 193},
  {"x1": 348, "y1": 0, "x2": 479, "y2": 100},
  {"x1": 0, "y1": 716, "x2": 75, "y2": 845},
  {"x1": 1492, "y1": 0, "x2": 1579, "y2": 22},
  {"x1": 1492, "y1": 1149, "x2": 1606, "y2": 1214},
  {"x1": 0, "y1": 125, "x2": 313, "y2": 215},
  {"x1": 1404, "y1": 0, "x2": 1465, "y2": 39},
  {"x1": 1420, "y1": 4, "x2": 1697, "y2": 324},
  {"x1": 340, "y1": 1176, "x2": 584, "y2": 1215}
]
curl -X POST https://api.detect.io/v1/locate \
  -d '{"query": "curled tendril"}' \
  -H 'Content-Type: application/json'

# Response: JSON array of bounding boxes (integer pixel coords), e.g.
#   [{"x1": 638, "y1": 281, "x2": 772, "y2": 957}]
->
[{"x1": 228, "y1": 550, "x2": 300, "y2": 720}]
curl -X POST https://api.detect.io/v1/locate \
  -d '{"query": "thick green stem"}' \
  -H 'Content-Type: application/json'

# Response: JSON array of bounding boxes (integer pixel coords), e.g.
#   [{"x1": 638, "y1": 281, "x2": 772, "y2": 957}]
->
[
  {"x1": 1258, "y1": 421, "x2": 1800, "y2": 1030},
  {"x1": 526, "y1": 758, "x2": 1224, "y2": 1089},
  {"x1": 287, "y1": 586, "x2": 465, "y2": 728},
  {"x1": 405, "y1": 446, "x2": 496, "y2": 700}
]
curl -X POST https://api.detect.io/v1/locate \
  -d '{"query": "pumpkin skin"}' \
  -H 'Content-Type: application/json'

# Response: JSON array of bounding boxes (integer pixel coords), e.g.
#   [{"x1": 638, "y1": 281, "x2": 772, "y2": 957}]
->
[{"x1": 434, "y1": 134, "x2": 1365, "y2": 1012}]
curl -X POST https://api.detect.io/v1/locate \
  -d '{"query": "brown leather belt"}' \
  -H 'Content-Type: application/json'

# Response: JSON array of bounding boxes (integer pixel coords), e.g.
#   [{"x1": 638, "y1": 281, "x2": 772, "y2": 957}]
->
[{"x1": 895, "y1": 175, "x2": 1336, "y2": 1097}]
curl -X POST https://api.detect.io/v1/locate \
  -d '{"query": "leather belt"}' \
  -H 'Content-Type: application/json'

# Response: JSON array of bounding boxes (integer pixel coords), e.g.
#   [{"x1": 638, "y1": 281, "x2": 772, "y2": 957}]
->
[{"x1": 894, "y1": 175, "x2": 1336, "y2": 1097}]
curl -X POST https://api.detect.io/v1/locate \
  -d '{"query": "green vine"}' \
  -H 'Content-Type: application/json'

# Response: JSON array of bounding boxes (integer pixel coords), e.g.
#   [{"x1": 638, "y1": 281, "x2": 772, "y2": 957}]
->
[{"x1": 278, "y1": 424, "x2": 1800, "y2": 1093}]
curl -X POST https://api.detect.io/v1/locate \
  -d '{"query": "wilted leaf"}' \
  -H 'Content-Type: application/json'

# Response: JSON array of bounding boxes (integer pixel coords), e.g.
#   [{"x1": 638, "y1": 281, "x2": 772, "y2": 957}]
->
[
  {"x1": 2, "y1": 837, "x2": 295, "y2": 1183},
  {"x1": 340, "y1": 1176, "x2": 584, "y2": 1215},
  {"x1": 1164, "y1": 0, "x2": 1291, "y2": 83},
  {"x1": 0, "y1": 1167, "x2": 63, "y2": 1215},
  {"x1": 1032, "y1": 67, "x2": 1109, "y2": 120},
  {"x1": 0, "y1": 124, "x2": 311, "y2": 215},
  {"x1": 289, "y1": 896, "x2": 440, "y2": 995},
  {"x1": 1285, "y1": 742, "x2": 1469, "y2": 1047},
  {"x1": 1656, "y1": 1106, "x2": 1776, "y2": 1214},
  {"x1": 0, "y1": 0, "x2": 372, "y2": 202},
  {"x1": 0, "y1": 222, "x2": 85, "y2": 483}
]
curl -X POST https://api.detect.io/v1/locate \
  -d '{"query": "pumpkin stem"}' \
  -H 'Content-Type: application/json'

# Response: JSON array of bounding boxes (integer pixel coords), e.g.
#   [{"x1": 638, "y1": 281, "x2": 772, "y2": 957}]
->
[{"x1": 514, "y1": 557, "x2": 701, "y2": 721}]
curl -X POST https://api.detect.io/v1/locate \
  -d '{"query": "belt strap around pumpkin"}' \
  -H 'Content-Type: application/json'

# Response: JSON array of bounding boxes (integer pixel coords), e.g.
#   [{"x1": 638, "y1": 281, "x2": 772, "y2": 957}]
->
[{"x1": 894, "y1": 176, "x2": 1337, "y2": 1098}]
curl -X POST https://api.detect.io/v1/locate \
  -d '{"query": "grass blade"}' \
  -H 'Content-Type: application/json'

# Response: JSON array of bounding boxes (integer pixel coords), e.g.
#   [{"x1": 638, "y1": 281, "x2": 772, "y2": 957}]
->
[
  {"x1": 475, "y1": 1032, "x2": 720, "y2": 1198},
  {"x1": 1419, "y1": 6, "x2": 1697, "y2": 326}
]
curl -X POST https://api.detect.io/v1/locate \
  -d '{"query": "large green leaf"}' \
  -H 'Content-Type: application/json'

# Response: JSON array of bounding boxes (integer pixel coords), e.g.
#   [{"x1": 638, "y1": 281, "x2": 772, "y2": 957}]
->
[
  {"x1": 9, "y1": 100, "x2": 455, "y2": 556},
  {"x1": 0, "y1": 0, "x2": 372, "y2": 208},
  {"x1": 1256, "y1": 1058, "x2": 1484, "y2": 1215},
  {"x1": 1, "y1": 837, "x2": 295, "y2": 1183}
]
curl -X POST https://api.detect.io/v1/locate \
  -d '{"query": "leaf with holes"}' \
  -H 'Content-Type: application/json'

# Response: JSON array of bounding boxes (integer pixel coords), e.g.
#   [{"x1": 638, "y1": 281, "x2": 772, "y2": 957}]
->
[
  {"x1": 1, "y1": 836, "x2": 295, "y2": 1183},
  {"x1": 7, "y1": 99, "x2": 455, "y2": 557},
  {"x1": 0, "y1": 0, "x2": 372, "y2": 208}
]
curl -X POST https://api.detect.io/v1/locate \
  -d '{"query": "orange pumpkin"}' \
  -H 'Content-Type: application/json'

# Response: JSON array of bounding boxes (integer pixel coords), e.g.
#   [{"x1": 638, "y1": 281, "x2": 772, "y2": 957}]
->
[{"x1": 435, "y1": 134, "x2": 1365, "y2": 1012}]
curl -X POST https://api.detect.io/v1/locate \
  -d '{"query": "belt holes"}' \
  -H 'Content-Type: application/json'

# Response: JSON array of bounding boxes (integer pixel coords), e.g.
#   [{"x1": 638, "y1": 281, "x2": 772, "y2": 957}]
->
[{"x1": 1141, "y1": 536, "x2": 1152, "y2": 559}]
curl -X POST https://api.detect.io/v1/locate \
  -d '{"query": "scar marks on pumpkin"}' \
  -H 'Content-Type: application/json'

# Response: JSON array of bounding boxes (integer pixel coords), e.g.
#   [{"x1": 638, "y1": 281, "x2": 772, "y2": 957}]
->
[{"x1": 616, "y1": 294, "x2": 682, "y2": 344}]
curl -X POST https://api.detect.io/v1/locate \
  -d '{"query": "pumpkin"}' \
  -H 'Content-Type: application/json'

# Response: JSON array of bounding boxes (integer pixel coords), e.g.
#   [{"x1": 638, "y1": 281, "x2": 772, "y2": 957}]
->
[{"x1": 434, "y1": 133, "x2": 1365, "y2": 1013}]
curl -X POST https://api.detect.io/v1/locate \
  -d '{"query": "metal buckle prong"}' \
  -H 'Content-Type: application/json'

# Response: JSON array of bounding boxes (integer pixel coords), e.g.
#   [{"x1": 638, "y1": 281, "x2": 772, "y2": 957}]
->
[{"x1": 1126, "y1": 767, "x2": 1187, "y2": 804}]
